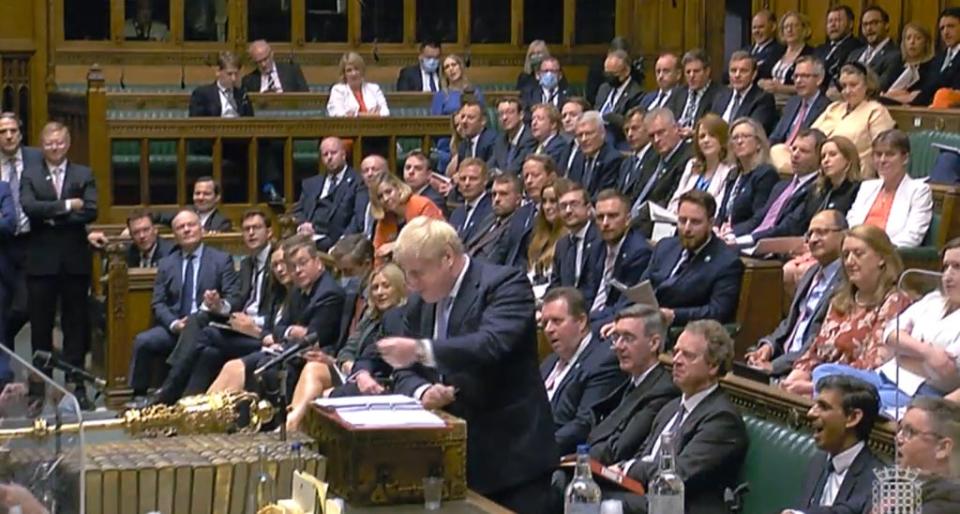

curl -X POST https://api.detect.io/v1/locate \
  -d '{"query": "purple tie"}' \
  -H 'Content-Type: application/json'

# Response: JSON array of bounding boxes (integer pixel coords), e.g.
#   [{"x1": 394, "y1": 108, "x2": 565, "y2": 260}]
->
[{"x1": 753, "y1": 179, "x2": 799, "y2": 234}]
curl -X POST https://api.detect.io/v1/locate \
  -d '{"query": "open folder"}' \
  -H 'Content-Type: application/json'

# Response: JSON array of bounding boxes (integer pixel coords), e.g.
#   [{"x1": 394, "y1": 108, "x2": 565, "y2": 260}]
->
[{"x1": 609, "y1": 279, "x2": 659, "y2": 309}]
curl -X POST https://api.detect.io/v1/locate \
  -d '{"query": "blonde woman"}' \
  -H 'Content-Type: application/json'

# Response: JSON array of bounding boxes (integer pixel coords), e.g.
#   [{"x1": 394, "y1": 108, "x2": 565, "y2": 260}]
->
[
  {"x1": 669, "y1": 113, "x2": 736, "y2": 214},
  {"x1": 370, "y1": 173, "x2": 444, "y2": 264},
  {"x1": 716, "y1": 117, "x2": 778, "y2": 236},
  {"x1": 327, "y1": 52, "x2": 389, "y2": 117},
  {"x1": 882, "y1": 23, "x2": 937, "y2": 106},
  {"x1": 430, "y1": 54, "x2": 485, "y2": 116},
  {"x1": 758, "y1": 11, "x2": 815, "y2": 99}
]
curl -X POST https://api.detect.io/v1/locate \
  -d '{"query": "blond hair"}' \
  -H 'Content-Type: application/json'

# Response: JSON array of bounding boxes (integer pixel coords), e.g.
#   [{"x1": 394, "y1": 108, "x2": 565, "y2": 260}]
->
[
  {"x1": 338, "y1": 51, "x2": 366, "y2": 83},
  {"x1": 393, "y1": 216, "x2": 464, "y2": 263}
]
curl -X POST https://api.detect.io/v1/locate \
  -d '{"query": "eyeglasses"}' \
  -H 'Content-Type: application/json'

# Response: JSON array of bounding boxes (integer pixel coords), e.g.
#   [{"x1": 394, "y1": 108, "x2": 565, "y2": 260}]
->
[
  {"x1": 897, "y1": 423, "x2": 942, "y2": 441},
  {"x1": 805, "y1": 227, "x2": 844, "y2": 240}
]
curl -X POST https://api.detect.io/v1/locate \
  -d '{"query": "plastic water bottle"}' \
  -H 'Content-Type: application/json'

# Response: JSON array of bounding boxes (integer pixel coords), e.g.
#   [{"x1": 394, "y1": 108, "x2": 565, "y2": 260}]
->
[
  {"x1": 647, "y1": 431, "x2": 685, "y2": 514},
  {"x1": 246, "y1": 444, "x2": 276, "y2": 513},
  {"x1": 564, "y1": 444, "x2": 602, "y2": 514}
]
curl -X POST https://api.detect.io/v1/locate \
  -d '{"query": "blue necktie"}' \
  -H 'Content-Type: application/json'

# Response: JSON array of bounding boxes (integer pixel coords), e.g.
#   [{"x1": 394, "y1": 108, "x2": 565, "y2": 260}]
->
[
  {"x1": 435, "y1": 297, "x2": 451, "y2": 339},
  {"x1": 179, "y1": 254, "x2": 196, "y2": 317},
  {"x1": 429, "y1": 73, "x2": 438, "y2": 92}
]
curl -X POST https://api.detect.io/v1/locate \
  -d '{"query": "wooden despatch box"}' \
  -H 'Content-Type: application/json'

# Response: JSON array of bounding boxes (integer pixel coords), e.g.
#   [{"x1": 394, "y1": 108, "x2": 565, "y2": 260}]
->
[{"x1": 303, "y1": 406, "x2": 468, "y2": 506}]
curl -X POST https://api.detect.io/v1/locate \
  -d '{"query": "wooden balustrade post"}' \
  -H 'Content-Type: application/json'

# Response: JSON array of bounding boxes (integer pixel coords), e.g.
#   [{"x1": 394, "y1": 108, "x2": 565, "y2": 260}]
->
[
  {"x1": 87, "y1": 65, "x2": 110, "y2": 223},
  {"x1": 103, "y1": 242, "x2": 131, "y2": 396}
]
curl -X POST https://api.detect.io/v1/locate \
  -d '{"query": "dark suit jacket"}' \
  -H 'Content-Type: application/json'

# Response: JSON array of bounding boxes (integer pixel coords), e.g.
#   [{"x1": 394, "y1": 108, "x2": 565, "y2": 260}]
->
[
  {"x1": 590, "y1": 229, "x2": 652, "y2": 319},
  {"x1": 449, "y1": 192, "x2": 493, "y2": 244},
  {"x1": 793, "y1": 446, "x2": 884, "y2": 514},
  {"x1": 774, "y1": 44, "x2": 817, "y2": 86},
  {"x1": 917, "y1": 49, "x2": 960, "y2": 106},
  {"x1": 667, "y1": 82, "x2": 723, "y2": 125},
  {"x1": 566, "y1": 142, "x2": 624, "y2": 199},
  {"x1": 396, "y1": 64, "x2": 440, "y2": 92},
  {"x1": 848, "y1": 41, "x2": 903, "y2": 91},
  {"x1": 594, "y1": 78, "x2": 645, "y2": 120},
  {"x1": 237, "y1": 245, "x2": 275, "y2": 318},
  {"x1": 488, "y1": 125, "x2": 537, "y2": 175},
  {"x1": 638, "y1": 88, "x2": 678, "y2": 112},
  {"x1": 550, "y1": 222, "x2": 603, "y2": 308},
  {"x1": 640, "y1": 235, "x2": 744, "y2": 325},
  {"x1": 587, "y1": 364, "x2": 680, "y2": 465},
  {"x1": 273, "y1": 271, "x2": 346, "y2": 355},
  {"x1": 752, "y1": 40, "x2": 786, "y2": 80},
  {"x1": 188, "y1": 82, "x2": 254, "y2": 117},
  {"x1": 154, "y1": 207, "x2": 233, "y2": 232},
  {"x1": 419, "y1": 184, "x2": 448, "y2": 217},
  {"x1": 465, "y1": 212, "x2": 515, "y2": 261},
  {"x1": 627, "y1": 388, "x2": 749, "y2": 514},
  {"x1": 241, "y1": 62, "x2": 309, "y2": 93},
  {"x1": 457, "y1": 126, "x2": 498, "y2": 164},
  {"x1": 533, "y1": 133, "x2": 569, "y2": 170},
  {"x1": 735, "y1": 175, "x2": 817, "y2": 239},
  {"x1": 804, "y1": 179, "x2": 860, "y2": 218},
  {"x1": 151, "y1": 245, "x2": 242, "y2": 331},
  {"x1": 20, "y1": 161, "x2": 98, "y2": 276},
  {"x1": 390, "y1": 259, "x2": 558, "y2": 495},
  {"x1": 0, "y1": 182, "x2": 15, "y2": 286},
  {"x1": 629, "y1": 141, "x2": 693, "y2": 207},
  {"x1": 125, "y1": 237, "x2": 176, "y2": 268},
  {"x1": 292, "y1": 167, "x2": 361, "y2": 251},
  {"x1": 816, "y1": 36, "x2": 866, "y2": 88},
  {"x1": 759, "y1": 262, "x2": 841, "y2": 377},
  {"x1": 616, "y1": 146, "x2": 657, "y2": 204},
  {"x1": 717, "y1": 163, "x2": 779, "y2": 227},
  {"x1": 769, "y1": 93, "x2": 831, "y2": 144},
  {"x1": 520, "y1": 85, "x2": 569, "y2": 123},
  {"x1": 346, "y1": 186, "x2": 374, "y2": 238},
  {"x1": 540, "y1": 335, "x2": 624, "y2": 455},
  {"x1": 710, "y1": 85, "x2": 778, "y2": 135},
  {"x1": 491, "y1": 202, "x2": 536, "y2": 268}
]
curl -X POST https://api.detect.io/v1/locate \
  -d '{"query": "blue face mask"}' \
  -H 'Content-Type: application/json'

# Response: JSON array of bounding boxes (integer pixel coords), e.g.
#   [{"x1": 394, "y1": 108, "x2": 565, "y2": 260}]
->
[
  {"x1": 421, "y1": 57, "x2": 440, "y2": 73},
  {"x1": 539, "y1": 71, "x2": 558, "y2": 89}
]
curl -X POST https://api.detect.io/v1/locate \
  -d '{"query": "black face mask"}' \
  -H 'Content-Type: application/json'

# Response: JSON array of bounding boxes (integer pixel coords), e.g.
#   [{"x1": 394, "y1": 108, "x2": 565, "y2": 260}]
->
[{"x1": 604, "y1": 73, "x2": 623, "y2": 87}]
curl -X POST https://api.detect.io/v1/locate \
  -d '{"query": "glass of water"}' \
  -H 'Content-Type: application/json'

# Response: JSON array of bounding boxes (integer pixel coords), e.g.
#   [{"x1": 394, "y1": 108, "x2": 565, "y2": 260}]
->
[{"x1": 422, "y1": 476, "x2": 444, "y2": 510}]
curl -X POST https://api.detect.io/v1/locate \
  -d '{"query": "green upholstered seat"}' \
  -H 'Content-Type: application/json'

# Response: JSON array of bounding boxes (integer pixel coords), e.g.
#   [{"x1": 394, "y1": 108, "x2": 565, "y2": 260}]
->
[
  {"x1": 909, "y1": 131, "x2": 960, "y2": 179},
  {"x1": 738, "y1": 415, "x2": 819, "y2": 514},
  {"x1": 898, "y1": 211, "x2": 942, "y2": 266}
]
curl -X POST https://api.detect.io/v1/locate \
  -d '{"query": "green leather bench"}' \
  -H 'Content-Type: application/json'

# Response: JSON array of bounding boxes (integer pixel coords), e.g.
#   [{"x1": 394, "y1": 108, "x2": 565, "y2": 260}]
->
[
  {"x1": 738, "y1": 414, "x2": 819, "y2": 514},
  {"x1": 909, "y1": 130, "x2": 960, "y2": 179}
]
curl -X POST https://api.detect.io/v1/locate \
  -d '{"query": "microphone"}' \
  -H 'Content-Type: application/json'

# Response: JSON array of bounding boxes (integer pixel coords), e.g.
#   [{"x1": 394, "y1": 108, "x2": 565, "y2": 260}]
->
[
  {"x1": 372, "y1": 39, "x2": 380, "y2": 63},
  {"x1": 33, "y1": 351, "x2": 107, "y2": 389},
  {"x1": 253, "y1": 333, "x2": 319, "y2": 377}
]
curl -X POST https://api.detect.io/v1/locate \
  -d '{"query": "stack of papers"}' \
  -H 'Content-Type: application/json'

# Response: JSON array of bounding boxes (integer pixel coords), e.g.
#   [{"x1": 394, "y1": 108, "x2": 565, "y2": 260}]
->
[{"x1": 313, "y1": 395, "x2": 447, "y2": 428}]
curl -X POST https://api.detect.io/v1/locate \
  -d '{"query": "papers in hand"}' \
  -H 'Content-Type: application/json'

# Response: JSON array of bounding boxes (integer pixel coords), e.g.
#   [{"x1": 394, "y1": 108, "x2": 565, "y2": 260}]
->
[
  {"x1": 609, "y1": 279, "x2": 659, "y2": 309},
  {"x1": 646, "y1": 202, "x2": 678, "y2": 243},
  {"x1": 313, "y1": 394, "x2": 447, "y2": 428}
]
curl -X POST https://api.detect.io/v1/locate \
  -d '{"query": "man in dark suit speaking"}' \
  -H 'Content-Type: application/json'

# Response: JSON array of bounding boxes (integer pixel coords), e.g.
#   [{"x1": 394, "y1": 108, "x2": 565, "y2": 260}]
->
[
  {"x1": 189, "y1": 51, "x2": 254, "y2": 118},
  {"x1": 377, "y1": 217, "x2": 558, "y2": 514},
  {"x1": 242, "y1": 40, "x2": 309, "y2": 93},
  {"x1": 20, "y1": 122, "x2": 98, "y2": 405}
]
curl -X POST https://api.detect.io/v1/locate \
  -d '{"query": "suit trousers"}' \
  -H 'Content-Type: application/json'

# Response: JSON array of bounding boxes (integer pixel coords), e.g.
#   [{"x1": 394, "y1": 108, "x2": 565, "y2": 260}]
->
[
  {"x1": 486, "y1": 472, "x2": 552, "y2": 514},
  {"x1": 129, "y1": 326, "x2": 178, "y2": 395},
  {"x1": 27, "y1": 273, "x2": 90, "y2": 375},
  {"x1": 4, "y1": 235, "x2": 31, "y2": 348}
]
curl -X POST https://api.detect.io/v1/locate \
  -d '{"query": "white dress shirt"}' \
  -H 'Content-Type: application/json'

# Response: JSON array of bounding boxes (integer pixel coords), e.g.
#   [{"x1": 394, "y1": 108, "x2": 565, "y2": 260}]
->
[
  {"x1": 1, "y1": 148, "x2": 29, "y2": 232},
  {"x1": 544, "y1": 333, "x2": 593, "y2": 401},
  {"x1": 218, "y1": 83, "x2": 238, "y2": 118},
  {"x1": 819, "y1": 442, "x2": 865, "y2": 506},
  {"x1": 260, "y1": 66, "x2": 284, "y2": 93}
]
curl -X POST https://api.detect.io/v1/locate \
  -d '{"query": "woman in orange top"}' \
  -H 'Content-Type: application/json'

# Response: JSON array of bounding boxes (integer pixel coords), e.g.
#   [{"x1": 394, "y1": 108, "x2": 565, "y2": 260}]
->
[
  {"x1": 371, "y1": 173, "x2": 444, "y2": 263},
  {"x1": 780, "y1": 224, "x2": 913, "y2": 396}
]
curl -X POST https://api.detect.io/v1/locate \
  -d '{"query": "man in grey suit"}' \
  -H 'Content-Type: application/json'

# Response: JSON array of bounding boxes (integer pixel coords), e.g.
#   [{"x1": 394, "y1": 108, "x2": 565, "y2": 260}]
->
[
  {"x1": 746, "y1": 210, "x2": 847, "y2": 377},
  {"x1": 127, "y1": 209, "x2": 242, "y2": 401},
  {"x1": 846, "y1": 6, "x2": 902, "y2": 91},
  {"x1": 769, "y1": 56, "x2": 830, "y2": 146},
  {"x1": 587, "y1": 304, "x2": 680, "y2": 464}
]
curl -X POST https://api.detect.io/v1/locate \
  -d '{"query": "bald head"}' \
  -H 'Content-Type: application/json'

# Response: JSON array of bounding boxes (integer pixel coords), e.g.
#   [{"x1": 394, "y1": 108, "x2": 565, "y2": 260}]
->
[
  {"x1": 320, "y1": 137, "x2": 347, "y2": 173},
  {"x1": 171, "y1": 210, "x2": 202, "y2": 251},
  {"x1": 248, "y1": 40, "x2": 274, "y2": 74}
]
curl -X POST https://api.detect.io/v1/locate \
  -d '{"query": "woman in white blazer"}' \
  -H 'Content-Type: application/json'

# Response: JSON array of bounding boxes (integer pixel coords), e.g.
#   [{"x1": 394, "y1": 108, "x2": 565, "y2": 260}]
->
[
  {"x1": 846, "y1": 129, "x2": 932, "y2": 248},
  {"x1": 327, "y1": 52, "x2": 390, "y2": 118}
]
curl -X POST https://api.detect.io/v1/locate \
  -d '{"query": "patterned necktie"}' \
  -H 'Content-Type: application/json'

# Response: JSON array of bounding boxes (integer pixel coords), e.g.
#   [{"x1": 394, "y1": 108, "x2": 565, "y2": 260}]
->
[
  {"x1": 52, "y1": 167, "x2": 64, "y2": 198},
  {"x1": 5, "y1": 158, "x2": 24, "y2": 233},
  {"x1": 727, "y1": 92, "x2": 743, "y2": 122},
  {"x1": 787, "y1": 99, "x2": 810, "y2": 144},
  {"x1": 680, "y1": 89, "x2": 700, "y2": 127}
]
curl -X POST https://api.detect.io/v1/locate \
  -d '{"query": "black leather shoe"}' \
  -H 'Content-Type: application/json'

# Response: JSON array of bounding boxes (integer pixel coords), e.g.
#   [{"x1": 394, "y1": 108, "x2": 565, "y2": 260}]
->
[{"x1": 73, "y1": 389, "x2": 95, "y2": 411}]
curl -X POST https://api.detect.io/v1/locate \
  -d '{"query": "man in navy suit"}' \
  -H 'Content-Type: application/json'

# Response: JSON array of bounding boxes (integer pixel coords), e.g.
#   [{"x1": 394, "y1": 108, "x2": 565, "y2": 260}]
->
[
  {"x1": 558, "y1": 98, "x2": 591, "y2": 173},
  {"x1": 731, "y1": 129, "x2": 824, "y2": 245},
  {"x1": 639, "y1": 190, "x2": 743, "y2": 327},
  {"x1": 127, "y1": 210, "x2": 242, "y2": 400},
  {"x1": 348, "y1": 154, "x2": 388, "y2": 239},
  {"x1": 551, "y1": 180, "x2": 603, "y2": 308},
  {"x1": 154, "y1": 177, "x2": 233, "y2": 232},
  {"x1": 0, "y1": 112, "x2": 42, "y2": 349},
  {"x1": 124, "y1": 210, "x2": 175, "y2": 268},
  {"x1": 847, "y1": 6, "x2": 902, "y2": 91},
  {"x1": 769, "y1": 56, "x2": 830, "y2": 145},
  {"x1": 567, "y1": 111, "x2": 623, "y2": 199},
  {"x1": 396, "y1": 41, "x2": 442, "y2": 92},
  {"x1": 711, "y1": 51, "x2": 777, "y2": 134},
  {"x1": 602, "y1": 320, "x2": 748, "y2": 514},
  {"x1": 242, "y1": 40, "x2": 308, "y2": 93},
  {"x1": 594, "y1": 50, "x2": 645, "y2": 145},
  {"x1": 588, "y1": 304, "x2": 680, "y2": 464},
  {"x1": 529, "y1": 104, "x2": 568, "y2": 167},
  {"x1": 746, "y1": 210, "x2": 845, "y2": 377},
  {"x1": 616, "y1": 107, "x2": 655, "y2": 203},
  {"x1": 20, "y1": 122, "x2": 99, "y2": 404},
  {"x1": 540, "y1": 287, "x2": 624, "y2": 455},
  {"x1": 589, "y1": 190, "x2": 651, "y2": 320},
  {"x1": 402, "y1": 151, "x2": 446, "y2": 215},
  {"x1": 520, "y1": 57, "x2": 569, "y2": 123},
  {"x1": 456, "y1": 101, "x2": 497, "y2": 165},
  {"x1": 638, "y1": 53, "x2": 682, "y2": 112},
  {"x1": 669, "y1": 49, "x2": 723, "y2": 137},
  {"x1": 377, "y1": 217, "x2": 558, "y2": 513},
  {"x1": 628, "y1": 108, "x2": 691, "y2": 218},
  {"x1": 814, "y1": 6, "x2": 864, "y2": 88},
  {"x1": 465, "y1": 173, "x2": 522, "y2": 260},
  {"x1": 293, "y1": 137, "x2": 360, "y2": 251},
  {"x1": 488, "y1": 98, "x2": 537, "y2": 175},
  {"x1": 783, "y1": 375, "x2": 884, "y2": 514},
  {"x1": 448, "y1": 158, "x2": 492, "y2": 243},
  {"x1": 917, "y1": 8, "x2": 960, "y2": 106},
  {"x1": 188, "y1": 51, "x2": 254, "y2": 118},
  {"x1": 490, "y1": 155, "x2": 557, "y2": 268},
  {"x1": 749, "y1": 10, "x2": 785, "y2": 81}
]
